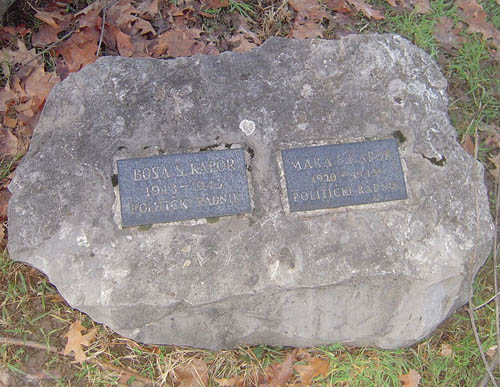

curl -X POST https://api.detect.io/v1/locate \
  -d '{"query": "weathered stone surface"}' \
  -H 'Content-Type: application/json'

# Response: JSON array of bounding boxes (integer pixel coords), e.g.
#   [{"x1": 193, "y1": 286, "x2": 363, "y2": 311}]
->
[{"x1": 8, "y1": 35, "x2": 494, "y2": 350}]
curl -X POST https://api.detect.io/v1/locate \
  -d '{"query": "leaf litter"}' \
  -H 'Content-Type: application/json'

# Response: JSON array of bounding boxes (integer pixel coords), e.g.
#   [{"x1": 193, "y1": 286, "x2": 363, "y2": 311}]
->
[{"x1": 1, "y1": 0, "x2": 500, "y2": 385}]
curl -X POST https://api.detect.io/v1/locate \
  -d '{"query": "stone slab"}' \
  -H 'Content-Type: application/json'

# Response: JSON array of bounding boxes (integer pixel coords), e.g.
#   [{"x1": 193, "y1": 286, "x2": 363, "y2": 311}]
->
[
  {"x1": 281, "y1": 139, "x2": 407, "y2": 212},
  {"x1": 117, "y1": 148, "x2": 251, "y2": 226},
  {"x1": 7, "y1": 34, "x2": 495, "y2": 350}
]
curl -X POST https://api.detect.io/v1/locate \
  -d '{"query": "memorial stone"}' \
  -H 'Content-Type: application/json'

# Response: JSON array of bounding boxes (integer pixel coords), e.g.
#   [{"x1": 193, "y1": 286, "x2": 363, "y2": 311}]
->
[{"x1": 8, "y1": 35, "x2": 495, "y2": 349}]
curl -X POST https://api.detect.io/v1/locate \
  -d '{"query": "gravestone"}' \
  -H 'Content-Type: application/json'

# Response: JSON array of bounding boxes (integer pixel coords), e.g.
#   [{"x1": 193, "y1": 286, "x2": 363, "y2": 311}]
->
[{"x1": 8, "y1": 35, "x2": 494, "y2": 350}]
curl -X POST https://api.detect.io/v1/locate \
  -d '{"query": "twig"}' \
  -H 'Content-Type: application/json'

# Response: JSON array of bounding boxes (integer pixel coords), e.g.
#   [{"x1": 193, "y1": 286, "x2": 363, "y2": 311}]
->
[
  {"x1": 0, "y1": 335, "x2": 155, "y2": 384},
  {"x1": 479, "y1": 350, "x2": 500, "y2": 387},
  {"x1": 22, "y1": 29, "x2": 75, "y2": 68},
  {"x1": 469, "y1": 118, "x2": 498, "y2": 387},
  {"x1": 474, "y1": 290, "x2": 500, "y2": 311},
  {"x1": 0, "y1": 336, "x2": 63, "y2": 354},
  {"x1": 494, "y1": 171, "x2": 500, "y2": 379},
  {"x1": 97, "y1": 5, "x2": 106, "y2": 56}
]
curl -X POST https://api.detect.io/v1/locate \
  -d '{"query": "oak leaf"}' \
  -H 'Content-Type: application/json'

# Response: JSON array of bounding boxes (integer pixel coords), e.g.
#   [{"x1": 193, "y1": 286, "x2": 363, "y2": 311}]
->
[
  {"x1": 214, "y1": 376, "x2": 245, "y2": 386},
  {"x1": 151, "y1": 28, "x2": 205, "y2": 57},
  {"x1": 433, "y1": 17, "x2": 465, "y2": 52},
  {"x1": 35, "y1": 10, "x2": 67, "y2": 29},
  {"x1": 399, "y1": 369, "x2": 421, "y2": 387},
  {"x1": 259, "y1": 349, "x2": 297, "y2": 387},
  {"x1": 0, "y1": 189, "x2": 11, "y2": 222},
  {"x1": 440, "y1": 343, "x2": 453, "y2": 357},
  {"x1": 294, "y1": 357, "x2": 330, "y2": 385},
  {"x1": 138, "y1": 0, "x2": 160, "y2": 19},
  {"x1": 461, "y1": 133, "x2": 475, "y2": 157},
  {"x1": 347, "y1": 0, "x2": 384, "y2": 20},
  {"x1": 0, "y1": 128, "x2": 18, "y2": 159},
  {"x1": 174, "y1": 358, "x2": 209, "y2": 387},
  {"x1": 63, "y1": 321, "x2": 98, "y2": 363},
  {"x1": 457, "y1": 0, "x2": 500, "y2": 49},
  {"x1": 324, "y1": 0, "x2": 351, "y2": 13}
]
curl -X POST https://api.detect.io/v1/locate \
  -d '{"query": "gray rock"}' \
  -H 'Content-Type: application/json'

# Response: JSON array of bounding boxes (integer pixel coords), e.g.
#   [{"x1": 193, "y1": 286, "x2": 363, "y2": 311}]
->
[{"x1": 8, "y1": 35, "x2": 494, "y2": 350}]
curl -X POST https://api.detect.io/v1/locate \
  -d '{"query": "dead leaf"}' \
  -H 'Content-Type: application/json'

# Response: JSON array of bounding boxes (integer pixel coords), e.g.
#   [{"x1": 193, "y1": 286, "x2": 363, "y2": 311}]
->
[
  {"x1": 151, "y1": 28, "x2": 205, "y2": 57},
  {"x1": 461, "y1": 133, "x2": 475, "y2": 157},
  {"x1": 24, "y1": 65, "x2": 60, "y2": 103},
  {"x1": 260, "y1": 349, "x2": 297, "y2": 387},
  {"x1": 289, "y1": 0, "x2": 329, "y2": 39},
  {"x1": 433, "y1": 17, "x2": 465, "y2": 52},
  {"x1": 384, "y1": 0, "x2": 397, "y2": 6},
  {"x1": 399, "y1": 369, "x2": 421, "y2": 387},
  {"x1": 414, "y1": 0, "x2": 431, "y2": 14},
  {"x1": 457, "y1": 0, "x2": 500, "y2": 49},
  {"x1": 0, "y1": 189, "x2": 11, "y2": 222},
  {"x1": 202, "y1": 0, "x2": 230, "y2": 9},
  {"x1": 63, "y1": 321, "x2": 98, "y2": 363},
  {"x1": 440, "y1": 343, "x2": 453, "y2": 357},
  {"x1": 214, "y1": 376, "x2": 244, "y2": 386},
  {"x1": 138, "y1": 0, "x2": 160, "y2": 19},
  {"x1": 174, "y1": 358, "x2": 209, "y2": 387},
  {"x1": 35, "y1": 10, "x2": 67, "y2": 29},
  {"x1": 347, "y1": 0, "x2": 384, "y2": 20},
  {"x1": 294, "y1": 357, "x2": 330, "y2": 385},
  {"x1": 324, "y1": 0, "x2": 351, "y2": 13},
  {"x1": 0, "y1": 127, "x2": 19, "y2": 158},
  {"x1": 487, "y1": 345, "x2": 498, "y2": 358}
]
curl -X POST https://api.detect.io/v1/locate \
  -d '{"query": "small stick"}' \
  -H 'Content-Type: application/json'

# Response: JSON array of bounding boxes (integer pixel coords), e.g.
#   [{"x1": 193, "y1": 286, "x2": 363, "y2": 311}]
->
[
  {"x1": 97, "y1": 5, "x2": 106, "y2": 56},
  {"x1": 474, "y1": 290, "x2": 500, "y2": 311},
  {"x1": 22, "y1": 29, "x2": 74, "y2": 67},
  {"x1": 0, "y1": 336, "x2": 63, "y2": 354}
]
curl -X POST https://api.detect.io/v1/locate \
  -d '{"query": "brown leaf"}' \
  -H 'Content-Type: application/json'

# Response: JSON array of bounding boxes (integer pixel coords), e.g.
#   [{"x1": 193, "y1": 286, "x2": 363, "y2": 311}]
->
[
  {"x1": 32, "y1": 24, "x2": 61, "y2": 47},
  {"x1": 230, "y1": 32, "x2": 258, "y2": 52},
  {"x1": 0, "y1": 127, "x2": 19, "y2": 158},
  {"x1": 214, "y1": 376, "x2": 244, "y2": 386},
  {"x1": 35, "y1": 10, "x2": 67, "y2": 29},
  {"x1": 399, "y1": 369, "x2": 421, "y2": 387},
  {"x1": 457, "y1": 0, "x2": 500, "y2": 49},
  {"x1": 174, "y1": 358, "x2": 209, "y2": 387},
  {"x1": 0, "y1": 189, "x2": 12, "y2": 222},
  {"x1": 291, "y1": 21, "x2": 324, "y2": 39},
  {"x1": 63, "y1": 321, "x2": 98, "y2": 363},
  {"x1": 324, "y1": 0, "x2": 351, "y2": 13},
  {"x1": 414, "y1": 0, "x2": 431, "y2": 14},
  {"x1": 461, "y1": 133, "x2": 475, "y2": 157},
  {"x1": 260, "y1": 349, "x2": 297, "y2": 387},
  {"x1": 202, "y1": 0, "x2": 230, "y2": 9},
  {"x1": 151, "y1": 28, "x2": 204, "y2": 57},
  {"x1": 347, "y1": 0, "x2": 384, "y2": 20},
  {"x1": 440, "y1": 343, "x2": 453, "y2": 357},
  {"x1": 289, "y1": 0, "x2": 327, "y2": 21},
  {"x1": 433, "y1": 16, "x2": 465, "y2": 52},
  {"x1": 384, "y1": 0, "x2": 397, "y2": 6},
  {"x1": 24, "y1": 65, "x2": 60, "y2": 103},
  {"x1": 138, "y1": 0, "x2": 160, "y2": 19},
  {"x1": 294, "y1": 357, "x2": 330, "y2": 385}
]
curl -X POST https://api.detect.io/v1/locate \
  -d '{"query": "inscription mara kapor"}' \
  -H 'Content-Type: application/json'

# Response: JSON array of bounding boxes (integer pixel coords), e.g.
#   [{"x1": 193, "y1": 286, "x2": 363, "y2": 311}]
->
[
  {"x1": 281, "y1": 139, "x2": 407, "y2": 212},
  {"x1": 117, "y1": 148, "x2": 252, "y2": 226}
]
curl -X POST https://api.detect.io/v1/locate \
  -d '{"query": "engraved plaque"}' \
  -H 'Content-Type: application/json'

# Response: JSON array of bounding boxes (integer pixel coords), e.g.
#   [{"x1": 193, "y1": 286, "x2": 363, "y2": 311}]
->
[
  {"x1": 117, "y1": 149, "x2": 251, "y2": 226},
  {"x1": 281, "y1": 139, "x2": 407, "y2": 212}
]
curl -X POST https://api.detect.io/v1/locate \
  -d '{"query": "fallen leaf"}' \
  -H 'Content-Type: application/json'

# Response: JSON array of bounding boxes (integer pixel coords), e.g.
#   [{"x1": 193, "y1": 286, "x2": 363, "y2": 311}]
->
[
  {"x1": 440, "y1": 343, "x2": 453, "y2": 357},
  {"x1": 347, "y1": 0, "x2": 384, "y2": 20},
  {"x1": 138, "y1": 0, "x2": 160, "y2": 19},
  {"x1": 324, "y1": 0, "x2": 351, "y2": 13},
  {"x1": 24, "y1": 65, "x2": 60, "y2": 104},
  {"x1": 0, "y1": 189, "x2": 11, "y2": 222},
  {"x1": 414, "y1": 0, "x2": 431, "y2": 14},
  {"x1": 214, "y1": 376, "x2": 244, "y2": 386},
  {"x1": 487, "y1": 345, "x2": 498, "y2": 358},
  {"x1": 151, "y1": 28, "x2": 205, "y2": 57},
  {"x1": 230, "y1": 32, "x2": 258, "y2": 52},
  {"x1": 0, "y1": 127, "x2": 19, "y2": 158},
  {"x1": 433, "y1": 16, "x2": 465, "y2": 52},
  {"x1": 461, "y1": 133, "x2": 475, "y2": 157},
  {"x1": 457, "y1": 0, "x2": 500, "y2": 49},
  {"x1": 289, "y1": 0, "x2": 329, "y2": 39},
  {"x1": 294, "y1": 357, "x2": 330, "y2": 385},
  {"x1": 399, "y1": 369, "x2": 421, "y2": 387},
  {"x1": 174, "y1": 358, "x2": 209, "y2": 387},
  {"x1": 63, "y1": 321, "x2": 98, "y2": 363},
  {"x1": 35, "y1": 10, "x2": 67, "y2": 29},
  {"x1": 260, "y1": 349, "x2": 297, "y2": 387},
  {"x1": 202, "y1": 0, "x2": 230, "y2": 9}
]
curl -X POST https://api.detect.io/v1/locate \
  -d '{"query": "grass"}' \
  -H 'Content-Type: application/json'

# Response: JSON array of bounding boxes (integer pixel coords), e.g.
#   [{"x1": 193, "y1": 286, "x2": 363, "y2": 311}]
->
[{"x1": 1, "y1": 0, "x2": 500, "y2": 385}]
